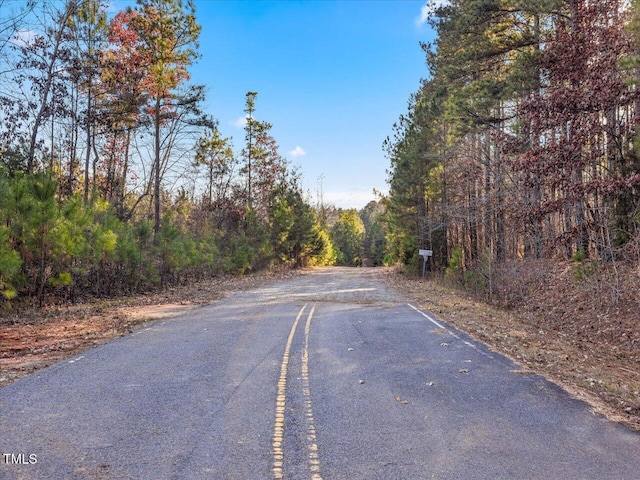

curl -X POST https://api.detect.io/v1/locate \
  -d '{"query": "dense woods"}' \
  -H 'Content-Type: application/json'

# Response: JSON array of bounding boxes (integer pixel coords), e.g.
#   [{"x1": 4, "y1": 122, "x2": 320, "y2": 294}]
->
[
  {"x1": 384, "y1": 0, "x2": 640, "y2": 303},
  {"x1": 0, "y1": 0, "x2": 347, "y2": 306},
  {"x1": 7, "y1": 0, "x2": 639, "y2": 309}
]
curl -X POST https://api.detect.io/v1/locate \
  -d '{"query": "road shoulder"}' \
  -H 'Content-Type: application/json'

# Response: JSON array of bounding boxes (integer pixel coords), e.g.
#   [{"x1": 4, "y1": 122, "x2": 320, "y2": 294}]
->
[{"x1": 376, "y1": 267, "x2": 640, "y2": 431}]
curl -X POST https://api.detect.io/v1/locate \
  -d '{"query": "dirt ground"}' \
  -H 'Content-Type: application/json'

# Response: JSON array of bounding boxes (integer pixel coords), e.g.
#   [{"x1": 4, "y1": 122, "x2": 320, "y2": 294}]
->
[
  {"x1": 0, "y1": 270, "x2": 301, "y2": 387},
  {"x1": 1, "y1": 264, "x2": 638, "y2": 431}
]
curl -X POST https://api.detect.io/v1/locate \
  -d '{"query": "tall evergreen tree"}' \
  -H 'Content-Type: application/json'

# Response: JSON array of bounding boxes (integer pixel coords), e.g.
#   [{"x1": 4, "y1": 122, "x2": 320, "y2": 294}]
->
[{"x1": 128, "y1": 0, "x2": 202, "y2": 236}]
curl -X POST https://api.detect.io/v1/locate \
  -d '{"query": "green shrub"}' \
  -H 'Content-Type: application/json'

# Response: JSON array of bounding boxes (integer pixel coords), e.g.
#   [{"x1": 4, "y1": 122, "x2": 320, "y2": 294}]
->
[
  {"x1": 445, "y1": 246, "x2": 463, "y2": 279},
  {"x1": 0, "y1": 227, "x2": 21, "y2": 300},
  {"x1": 572, "y1": 249, "x2": 598, "y2": 281}
]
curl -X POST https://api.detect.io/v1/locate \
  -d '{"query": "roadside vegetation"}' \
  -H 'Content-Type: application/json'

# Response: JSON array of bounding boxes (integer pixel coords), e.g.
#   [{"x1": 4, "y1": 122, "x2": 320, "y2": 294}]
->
[
  {"x1": 383, "y1": 0, "x2": 640, "y2": 341},
  {"x1": 380, "y1": 0, "x2": 640, "y2": 429},
  {"x1": 0, "y1": 0, "x2": 391, "y2": 309},
  {"x1": 0, "y1": 0, "x2": 344, "y2": 308}
]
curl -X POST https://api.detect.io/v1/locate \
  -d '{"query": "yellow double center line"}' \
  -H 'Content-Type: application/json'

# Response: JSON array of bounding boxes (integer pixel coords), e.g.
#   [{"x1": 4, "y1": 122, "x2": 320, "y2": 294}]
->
[{"x1": 273, "y1": 304, "x2": 323, "y2": 480}]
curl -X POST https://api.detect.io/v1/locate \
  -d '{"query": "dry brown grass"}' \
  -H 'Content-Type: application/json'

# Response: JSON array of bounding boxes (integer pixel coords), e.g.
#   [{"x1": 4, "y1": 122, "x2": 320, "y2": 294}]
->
[{"x1": 377, "y1": 260, "x2": 640, "y2": 431}]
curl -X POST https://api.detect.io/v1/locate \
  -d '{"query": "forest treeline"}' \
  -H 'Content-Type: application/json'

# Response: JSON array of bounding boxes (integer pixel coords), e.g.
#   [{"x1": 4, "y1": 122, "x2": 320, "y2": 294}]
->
[
  {"x1": 384, "y1": 0, "x2": 640, "y2": 302},
  {"x1": 0, "y1": 0, "x2": 388, "y2": 307},
  {"x1": 9, "y1": 0, "x2": 639, "y2": 309}
]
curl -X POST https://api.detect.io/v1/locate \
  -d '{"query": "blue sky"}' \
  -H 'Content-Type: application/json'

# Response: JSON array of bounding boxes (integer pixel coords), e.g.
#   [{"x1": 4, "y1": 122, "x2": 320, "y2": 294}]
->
[
  {"x1": 104, "y1": 0, "x2": 436, "y2": 208},
  {"x1": 188, "y1": 0, "x2": 436, "y2": 209}
]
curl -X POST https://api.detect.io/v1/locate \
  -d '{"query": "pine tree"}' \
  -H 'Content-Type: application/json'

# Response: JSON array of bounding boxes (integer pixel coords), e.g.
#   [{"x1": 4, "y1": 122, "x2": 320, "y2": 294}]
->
[{"x1": 128, "y1": 0, "x2": 202, "y2": 237}]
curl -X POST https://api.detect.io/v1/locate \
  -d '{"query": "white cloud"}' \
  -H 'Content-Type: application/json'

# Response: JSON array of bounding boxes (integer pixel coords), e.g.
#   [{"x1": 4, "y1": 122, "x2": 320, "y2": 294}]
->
[
  {"x1": 416, "y1": 2, "x2": 430, "y2": 26},
  {"x1": 231, "y1": 116, "x2": 247, "y2": 128},
  {"x1": 323, "y1": 190, "x2": 380, "y2": 210},
  {"x1": 10, "y1": 30, "x2": 36, "y2": 47},
  {"x1": 289, "y1": 146, "x2": 306, "y2": 157},
  {"x1": 415, "y1": 0, "x2": 450, "y2": 26}
]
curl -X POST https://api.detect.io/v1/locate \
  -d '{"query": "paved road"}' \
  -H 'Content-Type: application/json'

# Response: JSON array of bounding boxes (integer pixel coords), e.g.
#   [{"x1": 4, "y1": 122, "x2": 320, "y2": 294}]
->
[{"x1": 1, "y1": 267, "x2": 639, "y2": 479}]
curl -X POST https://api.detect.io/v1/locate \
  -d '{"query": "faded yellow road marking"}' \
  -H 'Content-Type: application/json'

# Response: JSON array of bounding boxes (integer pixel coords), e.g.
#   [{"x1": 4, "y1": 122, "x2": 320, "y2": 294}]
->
[
  {"x1": 302, "y1": 306, "x2": 323, "y2": 480},
  {"x1": 273, "y1": 305, "x2": 306, "y2": 480}
]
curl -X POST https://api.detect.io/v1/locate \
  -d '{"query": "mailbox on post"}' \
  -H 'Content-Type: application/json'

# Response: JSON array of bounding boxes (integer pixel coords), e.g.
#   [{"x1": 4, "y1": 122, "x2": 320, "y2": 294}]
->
[{"x1": 419, "y1": 249, "x2": 433, "y2": 277}]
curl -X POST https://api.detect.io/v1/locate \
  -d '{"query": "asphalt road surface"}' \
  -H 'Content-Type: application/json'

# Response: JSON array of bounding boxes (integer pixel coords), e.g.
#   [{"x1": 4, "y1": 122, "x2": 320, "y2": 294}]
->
[{"x1": 2, "y1": 267, "x2": 639, "y2": 479}]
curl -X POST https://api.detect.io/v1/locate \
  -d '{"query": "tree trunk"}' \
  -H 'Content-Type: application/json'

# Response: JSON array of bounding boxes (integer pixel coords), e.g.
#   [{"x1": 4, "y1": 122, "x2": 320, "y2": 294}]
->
[
  {"x1": 83, "y1": 86, "x2": 92, "y2": 204},
  {"x1": 154, "y1": 97, "x2": 161, "y2": 238},
  {"x1": 118, "y1": 127, "x2": 131, "y2": 220}
]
